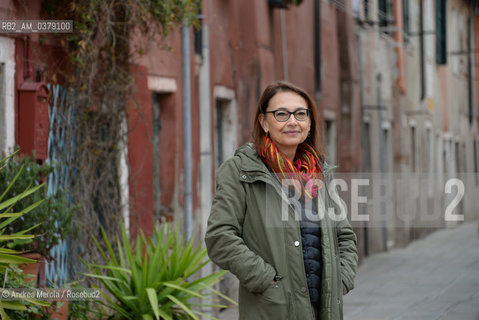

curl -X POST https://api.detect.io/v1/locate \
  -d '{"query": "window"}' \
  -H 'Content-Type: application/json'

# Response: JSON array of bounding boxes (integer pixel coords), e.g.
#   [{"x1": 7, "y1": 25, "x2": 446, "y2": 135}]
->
[
  {"x1": 459, "y1": 14, "x2": 465, "y2": 53},
  {"x1": 193, "y1": 28, "x2": 202, "y2": 57},
  {"x1": 194, "y1": 9, "x2": 203, "y2": 57},
  {"x1": 474, "y1": 139, "x2": 479, "y2": 186},
  {"x1": 214, "y1": 87, "x2": 238, "y2": 168},
  {"x1": 325, "y1": 120, "x2": 336, "y2": 164},
  {"x1": 454, "y1": 142, "x2": 464, "y2": 215},
  {"x1": 454, "y1": 141, "x2": 460, "y2": 173},
  {"x1": 353, "y1": 0, "x2": 370, "y2": 23},
  {"x1": 215, "y1": 98, "x2": 237, "y2": 167},
  {"x1": 152, "y1": 93, "x2": 161, "y2": 220},
  {"x1": 215, "y1": 99, "x2": 227, "y2": 167},
  {"x1": 425, "y1": 128, "x2": 431, "y2": 173},
  {"x1": 458, "y1": 13, "x2": 465, "y2": 73},
  {"x1": 436, "y1": 133, "x2": 443, "y2": 191},
  {"x1": 152, "y1": 93, "x2": 165, "y2": 220},
  {"x1": 403, "y1": 0, "x2": 410, "y2": 41},
  {"x1": 452, "y1": 9, "x2": 459, "y2": 72},
  {"x1": 411, "y1": 126, "x2": 416, "y2": 172},
  {"x1": 363, "y1": 122, "x2": 372, "y2": 172},
  {"x1": 382, "y1": 127, "x2": 391, "y2": 172},
  {"x1": 435, "y1": 0, "x2": 447, "y2": 64},
  {"x1": 365, "y1": 0, "x2": 370, "y2": 21},
  {"x1": 426, "y1": 128, "x2": 434, "y2": 197},
  {"x1": 193, "y1": 24, "x2": 202, "y2": 57},
  {"x1": 378, "y1": 0, "x2": 394, "y2": 35},
  {"x1": 151, "y1": 91, "x2": 176, "y2": 220},
  {"x1": 353, "y1": 0, "x2": 360, "y2": 18}
]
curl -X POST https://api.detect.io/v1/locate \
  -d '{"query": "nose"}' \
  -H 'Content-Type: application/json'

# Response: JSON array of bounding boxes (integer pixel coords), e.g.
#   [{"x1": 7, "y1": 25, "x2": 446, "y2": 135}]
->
[{"x1": 286, "y1": 113, "x2": 299, "y2": 125}]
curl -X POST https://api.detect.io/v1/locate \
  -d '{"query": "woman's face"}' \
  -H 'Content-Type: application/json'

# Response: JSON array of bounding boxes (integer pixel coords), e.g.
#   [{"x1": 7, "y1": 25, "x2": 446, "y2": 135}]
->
[{"x1": 259, "y1": 91, "x2": 311, "y2": 157}]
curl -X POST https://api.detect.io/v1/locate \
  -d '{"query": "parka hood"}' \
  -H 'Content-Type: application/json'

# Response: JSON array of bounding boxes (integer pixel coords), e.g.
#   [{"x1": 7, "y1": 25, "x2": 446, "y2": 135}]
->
[{"x1": 233, "y1": 142, "x2": 269, "y2": 174}]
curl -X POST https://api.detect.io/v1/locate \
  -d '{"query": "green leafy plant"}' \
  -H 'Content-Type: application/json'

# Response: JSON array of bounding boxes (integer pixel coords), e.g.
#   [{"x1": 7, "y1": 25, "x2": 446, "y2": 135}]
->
[
  {"x1": 83, "y1": 222, "x2": 236, "y2": 320},
  {"x1": 0, "y1": 152, "x2": 51, "y2": 319},
  {"x1": 0, "y1": 154, "x2": 78, "y2": 261}
]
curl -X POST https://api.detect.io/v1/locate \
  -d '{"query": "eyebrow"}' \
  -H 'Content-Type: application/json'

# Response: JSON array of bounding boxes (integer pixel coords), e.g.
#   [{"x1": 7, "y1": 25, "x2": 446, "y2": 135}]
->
[{"x1": 270, "y1": 107, "x2": 308, "y2": 110}]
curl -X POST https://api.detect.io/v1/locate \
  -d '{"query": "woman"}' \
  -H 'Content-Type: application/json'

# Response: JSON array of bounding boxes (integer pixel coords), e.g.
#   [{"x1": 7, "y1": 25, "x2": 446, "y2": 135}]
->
[{"x1": 205, "y1": 81, "x2": 358, "y2": 320}]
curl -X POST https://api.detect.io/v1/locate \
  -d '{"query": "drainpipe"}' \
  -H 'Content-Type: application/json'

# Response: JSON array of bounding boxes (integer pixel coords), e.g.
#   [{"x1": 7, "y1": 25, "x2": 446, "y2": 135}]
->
[
  {"x1": 468, "y1": 8, "x2": 475, "y2": 127},
  {"x1": 314, "y1": 0, "x2": 321, "y2": 93},
  {"x1": 199, "y1": 14, "x2": 213, "y2": 318},
  {"x1": 280, "y1": 8, "x2": 288, "y2": 80},
  {"x1": 356, "y1": 31, "x2": 369, "y2": 257},
  {"x1": 182, "y1": 21, "x2": 193, "y2": 240},
  {"x1": 199, "y1": 23, "x2": 211, "y2": 250},
  {"x1": 393, "y1": 0, "x2": 406, "y2": 94},
  {"x1": 377, "y1": 73, "x2": 388, "y2": 252}
]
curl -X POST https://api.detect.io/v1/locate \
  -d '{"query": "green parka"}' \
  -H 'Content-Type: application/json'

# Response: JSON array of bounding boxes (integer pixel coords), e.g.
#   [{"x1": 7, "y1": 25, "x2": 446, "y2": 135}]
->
[{"x1": 205, "y1": 143, "x2": 358, "y2": 320}]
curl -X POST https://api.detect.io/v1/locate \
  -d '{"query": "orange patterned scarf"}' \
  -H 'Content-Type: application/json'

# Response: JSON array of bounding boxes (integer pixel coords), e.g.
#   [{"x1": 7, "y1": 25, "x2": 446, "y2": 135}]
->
[{"x1": 258, "y1": 135, "x2": 324, "y2": 200}]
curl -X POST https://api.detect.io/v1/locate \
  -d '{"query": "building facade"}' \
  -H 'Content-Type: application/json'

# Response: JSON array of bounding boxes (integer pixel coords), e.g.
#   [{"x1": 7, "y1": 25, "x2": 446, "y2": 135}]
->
[
  {"x1": 0, "y1": 0, "x2": 478, "y2": 303},
  {"x1": 354, "y1": 0, "x2": 479, "y2": 257}
]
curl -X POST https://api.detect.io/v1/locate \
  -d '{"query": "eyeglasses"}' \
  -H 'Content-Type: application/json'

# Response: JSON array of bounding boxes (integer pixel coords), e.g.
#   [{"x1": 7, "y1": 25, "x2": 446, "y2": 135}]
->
[{"x1": 263, "y1": 108, "x2": 310, "y2": 122}]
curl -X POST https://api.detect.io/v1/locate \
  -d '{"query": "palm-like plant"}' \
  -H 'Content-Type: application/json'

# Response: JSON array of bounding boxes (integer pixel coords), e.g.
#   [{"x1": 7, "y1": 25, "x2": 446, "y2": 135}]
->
[
  {"x1": 0, "y1": 152, "x2": 50, "y2": 319},
  {"x1": 83, "y1": 222, "x2": 236, "y2": 320}
]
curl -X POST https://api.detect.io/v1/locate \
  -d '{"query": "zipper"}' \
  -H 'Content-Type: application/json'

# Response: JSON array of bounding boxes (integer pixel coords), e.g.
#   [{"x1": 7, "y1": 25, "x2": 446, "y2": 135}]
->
[{"x1": 323, "y1": 177, "x2": 343, "y2": 311}]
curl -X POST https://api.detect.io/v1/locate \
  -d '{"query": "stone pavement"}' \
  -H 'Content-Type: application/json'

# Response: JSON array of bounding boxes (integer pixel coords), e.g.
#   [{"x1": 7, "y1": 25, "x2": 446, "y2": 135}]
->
[
  {"x1": 343, "y1": 222, "x2": 479, "y2": 320},
  {"x1": 217, "y1": 222, "x2": 479, "y2": 320}
]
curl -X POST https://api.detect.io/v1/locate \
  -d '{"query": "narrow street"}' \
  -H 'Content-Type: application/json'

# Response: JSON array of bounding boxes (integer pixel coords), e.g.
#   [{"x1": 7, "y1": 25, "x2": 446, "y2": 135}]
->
[
  {"x1": 217, "y1": 222, "x2": 479, "y2": 320},
  {"x1": 344, "y1": 222, "x2": 479, "y2": 320}
]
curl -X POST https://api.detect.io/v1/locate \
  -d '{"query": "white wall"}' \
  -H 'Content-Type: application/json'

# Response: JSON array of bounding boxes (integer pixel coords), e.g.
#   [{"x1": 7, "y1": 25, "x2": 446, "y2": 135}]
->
[{"x1": 0, "y1": 36, "x2": 15, "y2": 156}]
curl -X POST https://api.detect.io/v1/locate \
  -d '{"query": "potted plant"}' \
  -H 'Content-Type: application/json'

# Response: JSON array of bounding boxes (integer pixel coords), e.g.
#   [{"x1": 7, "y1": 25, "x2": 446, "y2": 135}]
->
[
  {"x1": 83, "y1": 222, "x2": 237, "y2": 320},
  {"x1": 0, "y1": 153, "x2": 78, "y2": 283},
  {"x1": 0, "y1": 152, "x2": 51, "y2": 318}
]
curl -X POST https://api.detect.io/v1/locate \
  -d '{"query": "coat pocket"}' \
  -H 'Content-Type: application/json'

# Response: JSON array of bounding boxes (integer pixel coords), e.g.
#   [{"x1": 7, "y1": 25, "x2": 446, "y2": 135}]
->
[
  {"x1": 240, "y1": 283, "x2": 289, "y2": 320},
  {"x1": 256, "y1": 280, "x2": 287, "y2": 305}
]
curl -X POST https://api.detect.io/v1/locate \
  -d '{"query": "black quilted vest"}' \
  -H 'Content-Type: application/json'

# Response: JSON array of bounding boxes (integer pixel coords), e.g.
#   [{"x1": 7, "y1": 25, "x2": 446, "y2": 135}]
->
[{"x1": 298, "y1": 198, "x2": 322, "y2": 309}]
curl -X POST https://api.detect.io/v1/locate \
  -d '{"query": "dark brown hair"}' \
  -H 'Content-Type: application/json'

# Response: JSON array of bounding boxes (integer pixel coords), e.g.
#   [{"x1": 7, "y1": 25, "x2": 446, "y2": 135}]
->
[{"x1": 252, "y1": 80, "x2": 326, "y2": 162}]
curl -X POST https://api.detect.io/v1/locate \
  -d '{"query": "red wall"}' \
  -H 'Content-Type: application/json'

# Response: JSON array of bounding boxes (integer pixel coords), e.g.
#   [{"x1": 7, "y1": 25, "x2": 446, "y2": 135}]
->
[
  {"x1": 475, "y1": 15, "x2": 479, "y2": 130},
  {"x1": 128, "y1": 65, "x2": 154, "y2": 236}
]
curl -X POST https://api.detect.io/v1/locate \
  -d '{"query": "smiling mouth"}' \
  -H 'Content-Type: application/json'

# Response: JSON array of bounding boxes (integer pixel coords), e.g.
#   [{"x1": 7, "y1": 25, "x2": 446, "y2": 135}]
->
[{"x1": 283, "y1": 131, "x2": 300, "y2": 134}]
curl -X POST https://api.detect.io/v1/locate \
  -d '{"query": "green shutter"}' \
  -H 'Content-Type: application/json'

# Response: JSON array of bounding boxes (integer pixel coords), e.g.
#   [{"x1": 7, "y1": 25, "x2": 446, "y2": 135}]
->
[
  {"x1": 379, "y1": 0, "x2": 387, "y2": 27},
  {"x1": 436, "y1": 0, "x2": 447, "y2": 65},
  {"x1": 403, "y1": 0, "x2": 410, "y2": 40}
]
